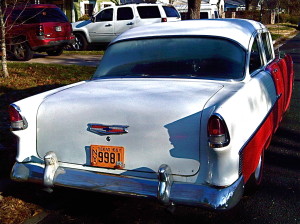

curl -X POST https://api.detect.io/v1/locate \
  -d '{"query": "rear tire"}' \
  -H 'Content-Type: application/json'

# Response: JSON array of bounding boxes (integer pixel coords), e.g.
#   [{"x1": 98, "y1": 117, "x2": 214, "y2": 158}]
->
[
  {"x1": 12, "y1": 40, "x2": 33, "y2": 61},
  {"x1": 245, "y1": 151, "x2": 264, "y2": 195},
  {"x1": 72, "y1": 33, "x2": 88, "y2": 51},
  {"x1": 46, "y1": 47, "x2": 64, "y2": 56}
]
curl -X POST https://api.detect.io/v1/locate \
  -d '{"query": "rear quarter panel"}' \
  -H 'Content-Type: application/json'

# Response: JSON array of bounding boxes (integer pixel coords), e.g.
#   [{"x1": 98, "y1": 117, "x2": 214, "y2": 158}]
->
[{"x1": 200, "y1": 71, "x2": 277, "y2": 186}]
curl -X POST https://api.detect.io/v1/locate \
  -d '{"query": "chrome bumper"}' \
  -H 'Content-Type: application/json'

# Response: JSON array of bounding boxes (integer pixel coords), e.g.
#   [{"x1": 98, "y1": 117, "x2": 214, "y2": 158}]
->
[{"x1": 11, "y1": 153, "x2": 244, "y2": 210}]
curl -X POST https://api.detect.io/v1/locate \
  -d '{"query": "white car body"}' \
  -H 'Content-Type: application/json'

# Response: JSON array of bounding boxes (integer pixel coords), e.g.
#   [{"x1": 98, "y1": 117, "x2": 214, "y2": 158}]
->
[{"x1": 10, "y1": 19, "x2": 294, "y2": 210}]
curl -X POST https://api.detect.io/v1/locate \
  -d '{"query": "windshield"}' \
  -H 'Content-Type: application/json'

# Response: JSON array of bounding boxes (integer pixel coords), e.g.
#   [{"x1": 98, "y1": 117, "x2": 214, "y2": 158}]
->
[{"x1": 93, "y1": 37, "x2": 246, "y2": 80}]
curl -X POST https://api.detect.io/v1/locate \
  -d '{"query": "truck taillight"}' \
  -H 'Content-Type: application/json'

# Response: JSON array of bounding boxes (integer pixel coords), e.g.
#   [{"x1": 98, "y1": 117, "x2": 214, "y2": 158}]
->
[
  {"x1": 9, "y1": 104, "x2": 27, "y2": 130},
  {"x1": 37, "y1": 25, "x2": 44, "y2": 36},
  {"x1": 208, "y1": 115, "x2": 230, "y2": 148},
  {"x1": 161, "y1": 18, "x2": 167, "y2": 22}
]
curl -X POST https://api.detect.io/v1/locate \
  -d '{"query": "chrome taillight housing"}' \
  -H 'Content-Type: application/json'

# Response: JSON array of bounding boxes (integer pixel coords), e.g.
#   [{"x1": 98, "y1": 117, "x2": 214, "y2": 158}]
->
[
  {"x1": 9, "y1": 104, "x2": 28, "y2": 131},
  {"x1": 208, "y1": 114, "x2": 230, "y2": 148}
]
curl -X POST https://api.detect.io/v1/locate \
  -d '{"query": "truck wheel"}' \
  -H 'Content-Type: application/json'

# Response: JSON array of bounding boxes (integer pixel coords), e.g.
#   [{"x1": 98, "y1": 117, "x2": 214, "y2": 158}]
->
[
  {"x1": 13, "y1": 41, "x2": 33, "y2": 61},
  {"x1": 72, "y1": 33, "x2": 88, "y2": 51},
  {"x1": 46, "y1": 47, "x2": 64, "y2": 56},
  {"x1": 245, "y1": 151, "x2": 264, "y2": 195}
]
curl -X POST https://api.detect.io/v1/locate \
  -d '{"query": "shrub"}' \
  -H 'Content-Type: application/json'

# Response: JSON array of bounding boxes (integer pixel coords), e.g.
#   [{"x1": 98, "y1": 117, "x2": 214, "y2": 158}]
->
[
  {"x1": 78, "y1": 14, "x2": 91, "y2": 21},
  {"x1": 277, "y1": 14, "x2": 300, "y2": 24}
]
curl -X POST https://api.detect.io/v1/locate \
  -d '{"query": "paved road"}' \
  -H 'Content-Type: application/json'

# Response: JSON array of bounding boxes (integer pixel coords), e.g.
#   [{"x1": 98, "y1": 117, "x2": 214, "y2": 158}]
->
[
  {"x1": 7, "y1": 34, "x2": 300, "y2": 223},
  {"x1": 17, "y1": 53, "x2": 102, "y2": 67}
]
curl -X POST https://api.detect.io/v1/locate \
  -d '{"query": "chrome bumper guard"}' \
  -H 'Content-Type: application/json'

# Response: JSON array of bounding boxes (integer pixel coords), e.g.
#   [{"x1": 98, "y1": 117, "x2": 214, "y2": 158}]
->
[{"x1": 11, "y1": 152, "x2": 244, "y2": 210}]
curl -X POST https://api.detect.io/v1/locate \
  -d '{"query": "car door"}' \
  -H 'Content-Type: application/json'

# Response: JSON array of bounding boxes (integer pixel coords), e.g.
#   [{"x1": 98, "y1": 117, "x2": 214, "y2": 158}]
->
[
  {"x1": 114, "y1": 6, "x2": 136, "y2": 36},
  {"x1": 88, "y1": 8, "x2": 114, "y2": 43}
]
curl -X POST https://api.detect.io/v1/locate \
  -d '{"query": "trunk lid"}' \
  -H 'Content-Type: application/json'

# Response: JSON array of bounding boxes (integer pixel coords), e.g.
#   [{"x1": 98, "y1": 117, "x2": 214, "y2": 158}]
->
[{"x1": 36, "y1": 79, "x2": 223, "y2": 176}]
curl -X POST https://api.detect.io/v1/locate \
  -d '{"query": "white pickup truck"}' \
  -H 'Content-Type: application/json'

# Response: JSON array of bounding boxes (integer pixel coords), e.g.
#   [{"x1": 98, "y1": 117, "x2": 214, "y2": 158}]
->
[{"x1": 71, "y1": 3, "x2": 181, "y2": 50}]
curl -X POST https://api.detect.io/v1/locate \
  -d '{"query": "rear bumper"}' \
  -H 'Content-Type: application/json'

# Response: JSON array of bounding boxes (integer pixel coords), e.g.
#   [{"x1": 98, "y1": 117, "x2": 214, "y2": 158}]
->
[
  {"x1": 31, "y1": 36, "x2": 75, "y2": 51},
  {"x1": 11, "y1": 158, "x2": 244, "y2": 210}
]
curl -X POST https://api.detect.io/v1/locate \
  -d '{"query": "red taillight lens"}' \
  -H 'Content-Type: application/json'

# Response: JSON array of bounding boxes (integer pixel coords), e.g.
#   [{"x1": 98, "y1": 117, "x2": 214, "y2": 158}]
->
[
  {"x1": 161, "y1": 18, "x2": 167, "y2": 22},
  {"x1": 9, "y1": 105, "x2": 22, "y2": 122},
  {"x1": 9, "y1": 105, "x2": 27, "y2": 130},
  {"x1": 37, "y1": 25, "x2": 44, "y2": 36},
  {"x1": 208, "y1": 115, "x2": 230, "y2": 148}
]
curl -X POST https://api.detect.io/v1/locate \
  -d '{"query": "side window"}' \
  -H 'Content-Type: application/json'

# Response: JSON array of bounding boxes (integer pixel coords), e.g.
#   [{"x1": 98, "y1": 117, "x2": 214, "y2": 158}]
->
[
  {"x1": 249, "y1": 37, "x2": 263, "y2": 74},
  {"x1": 95, "y1": 8, "x2": 113, "y2": 22},
  {"x1": 117, "y1": 7, "x2": 134, "y2": 20},
  {"x1": 162, "y1": 6, "x2": 180, "y2": 18},
  {"x1": 137, "y1": 6, "x2": 161, "y2": 19},
  {"x1": 261, "y1": 32, "x2": 272, "y2": 62}
]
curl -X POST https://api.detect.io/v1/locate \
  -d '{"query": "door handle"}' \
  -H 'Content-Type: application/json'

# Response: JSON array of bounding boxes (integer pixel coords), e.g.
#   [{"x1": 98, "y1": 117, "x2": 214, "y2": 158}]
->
[
  {"x1": 105, "y1": 24, "x2": 112, "y2": 27},
  {"x1": 127, "y1": 22, "x2": 134, "y2": 25}
]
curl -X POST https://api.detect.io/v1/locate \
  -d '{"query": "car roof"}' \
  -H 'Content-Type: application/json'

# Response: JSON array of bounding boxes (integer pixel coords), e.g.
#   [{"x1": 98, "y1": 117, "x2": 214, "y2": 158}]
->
[{"x1": 112, "y1": 19, "x2": 267, "y2": 50}]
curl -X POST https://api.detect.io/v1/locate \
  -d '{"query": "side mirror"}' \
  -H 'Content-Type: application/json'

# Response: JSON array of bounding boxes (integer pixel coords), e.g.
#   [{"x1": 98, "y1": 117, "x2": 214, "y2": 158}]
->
[{"x1": 91, "y1": 16, "x2": 95, "y2": 23}]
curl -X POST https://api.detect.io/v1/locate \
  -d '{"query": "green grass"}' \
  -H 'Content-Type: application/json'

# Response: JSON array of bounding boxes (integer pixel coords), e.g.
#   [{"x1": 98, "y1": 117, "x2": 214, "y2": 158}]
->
[
  {"x1": 271, "y1": 33, "x2": 283, "y2": 41},
  {"x1": 0, "y1": 63, "x2": 96, "y2": 91},
  {"x1": 267, "y1": 23, "x2": 299, "y2": 41}
]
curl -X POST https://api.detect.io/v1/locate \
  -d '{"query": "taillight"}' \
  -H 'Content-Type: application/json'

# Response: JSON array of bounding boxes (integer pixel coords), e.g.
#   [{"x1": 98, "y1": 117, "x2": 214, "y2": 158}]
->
[
  {"x1": 161, "y1": 18, "x2": 167, "y2": 22},
  {"x1": 208, "y1": 115, "x2": 230, "y2": 148},
  {"x1": 37, "y1": 25, "x2": 44, "y2": 36},
  {"x1": 9, "y1": 104, "x2": 27, "y2": 130}
]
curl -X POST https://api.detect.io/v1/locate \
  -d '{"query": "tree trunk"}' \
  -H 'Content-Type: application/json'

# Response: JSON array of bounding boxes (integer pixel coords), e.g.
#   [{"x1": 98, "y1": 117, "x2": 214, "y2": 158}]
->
[
  {"x1": 188, "y1": 0, "x2": 201, "y2": 20},
  {"x1": 245, "y1": 0, "x2": 252, "y2": 10},
  {"x1": 0, "y1": 2, "x2": 9, "y2": 78}
]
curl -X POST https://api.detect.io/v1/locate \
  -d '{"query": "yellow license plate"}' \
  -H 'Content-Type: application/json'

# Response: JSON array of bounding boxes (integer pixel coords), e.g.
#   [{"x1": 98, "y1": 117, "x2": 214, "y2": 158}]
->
[{"x1": 90, "y1": 145, "x2": 125, "y2": 169}]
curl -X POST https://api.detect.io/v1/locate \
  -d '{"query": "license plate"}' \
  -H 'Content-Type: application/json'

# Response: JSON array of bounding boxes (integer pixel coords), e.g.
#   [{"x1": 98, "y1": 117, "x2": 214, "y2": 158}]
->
[
  {"x1": 55, "y1": 26, "x2": 62, "y2": 32},
  {"x1": 90, "y1": 145, "x2": 125, "y2": 169}
]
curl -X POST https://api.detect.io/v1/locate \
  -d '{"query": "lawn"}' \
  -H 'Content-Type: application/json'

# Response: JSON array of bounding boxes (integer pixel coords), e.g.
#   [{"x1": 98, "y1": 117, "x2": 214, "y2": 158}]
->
[{"x1": 267, "y1": 23, "x2": 299, "y2": 42}]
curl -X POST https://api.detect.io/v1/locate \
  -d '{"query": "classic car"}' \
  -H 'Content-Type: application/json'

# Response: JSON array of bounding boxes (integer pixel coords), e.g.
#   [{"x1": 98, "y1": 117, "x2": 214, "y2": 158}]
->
[{"x1": 9, "y1": 19, "x2": 294, "y2": 210}]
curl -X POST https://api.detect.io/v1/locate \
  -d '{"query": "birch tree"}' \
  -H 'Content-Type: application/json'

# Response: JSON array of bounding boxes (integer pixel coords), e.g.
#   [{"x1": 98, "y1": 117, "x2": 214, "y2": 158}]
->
[
  {"x1": 0, "y1": 0, "x2": 30, "y2": 78},
  {"x1": 0, "y1": 0, "x2": 9, "y2": 77}
]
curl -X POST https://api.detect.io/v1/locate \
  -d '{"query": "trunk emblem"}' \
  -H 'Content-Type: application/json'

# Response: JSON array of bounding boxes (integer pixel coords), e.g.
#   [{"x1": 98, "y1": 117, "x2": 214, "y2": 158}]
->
[{"x1": 87, "y1": 124, "x2": 129, "y2": 135}]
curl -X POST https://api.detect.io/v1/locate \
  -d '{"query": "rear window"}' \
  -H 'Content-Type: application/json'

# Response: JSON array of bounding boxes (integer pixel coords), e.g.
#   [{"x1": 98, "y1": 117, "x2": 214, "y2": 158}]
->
[
  {"x1": 162, "y1": 6, "x2": 180, "y2": 18},
  {"x1": 137, "y1": 6, "x2": 161, "y2": 19},
  {"x1": 12, "y1": 8, "x2": 68, "y2": 24},
  {"x1": 94, "y1": 37, "x2": 246, "y2": 80}
]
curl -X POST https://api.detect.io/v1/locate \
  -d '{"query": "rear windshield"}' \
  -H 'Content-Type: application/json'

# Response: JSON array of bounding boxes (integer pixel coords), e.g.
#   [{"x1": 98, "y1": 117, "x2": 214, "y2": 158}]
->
[
  {"x1": 93, "y1": 37, "x2": 246, "y2": 80},
  {"x1": 137, "y1": 6, "x2": 160, "y2": 19},
  {"x1": 12, "y1": 8, "x2": 68, "y2": 24},
  {"x1": 162, "y1": 6, "x2": 180, "y2": 18}
]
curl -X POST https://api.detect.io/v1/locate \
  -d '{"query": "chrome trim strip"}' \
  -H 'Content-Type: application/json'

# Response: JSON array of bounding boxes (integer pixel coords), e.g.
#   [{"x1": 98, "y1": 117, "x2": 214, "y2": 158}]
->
[
  {"x1": 239, "y1": 93, "x2": 280, "y2": 155},
  {"x1": 11, "y1": 162, "x2": 244, "y2": 210}
]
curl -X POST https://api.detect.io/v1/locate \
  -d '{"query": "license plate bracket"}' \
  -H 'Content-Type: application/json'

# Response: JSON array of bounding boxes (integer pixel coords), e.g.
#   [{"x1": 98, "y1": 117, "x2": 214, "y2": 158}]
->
[{"x1": 90, "y1": 145, "x2": 125, "y2": 169}]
